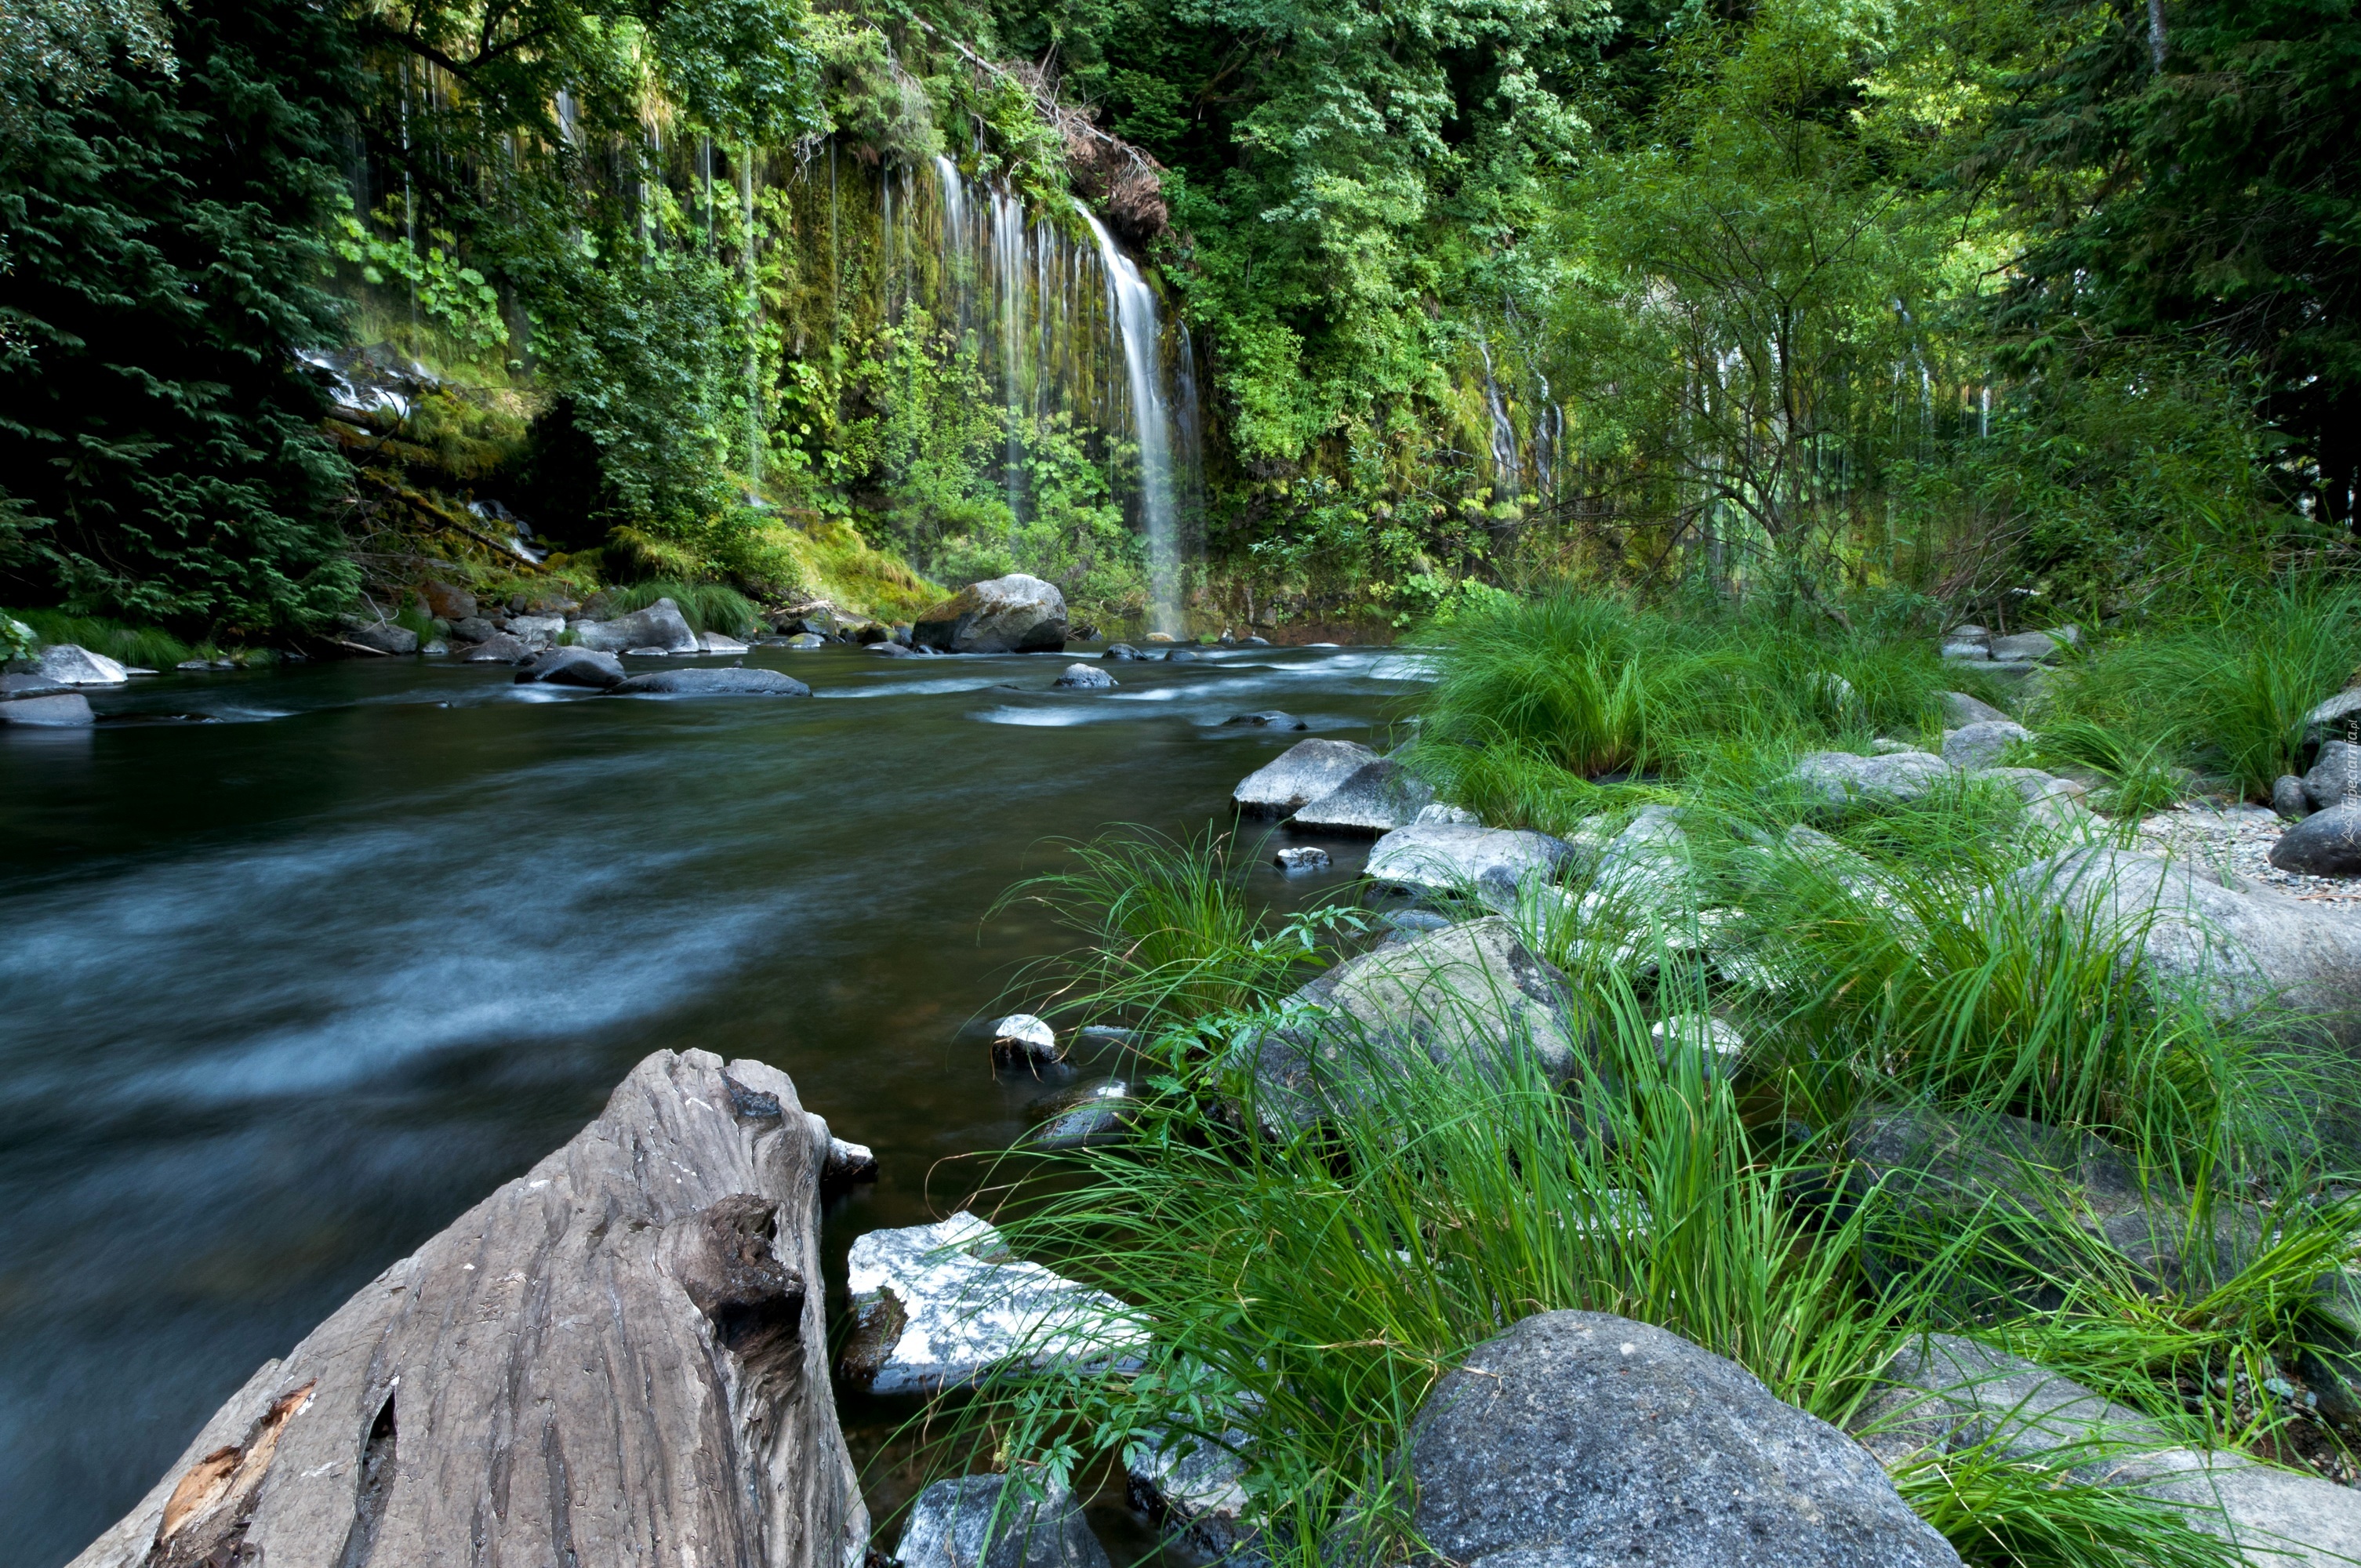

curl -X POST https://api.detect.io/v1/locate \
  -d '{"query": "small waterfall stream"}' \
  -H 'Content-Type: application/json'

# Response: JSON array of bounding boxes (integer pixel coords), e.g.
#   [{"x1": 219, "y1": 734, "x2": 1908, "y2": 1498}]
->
[{"x1": 1073, "y1": 199, "x2": 1182, "y2": 634}]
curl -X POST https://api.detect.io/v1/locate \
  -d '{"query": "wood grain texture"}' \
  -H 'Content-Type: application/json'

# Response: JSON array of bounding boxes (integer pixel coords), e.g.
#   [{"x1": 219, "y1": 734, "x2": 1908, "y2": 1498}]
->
[{"x1": 70, "y1": 1049, "x2": 869, "y2": 1568}]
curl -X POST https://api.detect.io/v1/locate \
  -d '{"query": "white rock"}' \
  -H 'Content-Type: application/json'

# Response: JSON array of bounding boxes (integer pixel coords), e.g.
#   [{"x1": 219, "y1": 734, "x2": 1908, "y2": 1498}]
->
[
  {"x1": 992, "y1": 1014, "x2": 1059, "y2": 1065},
  {"x1": 1232, "y1": 738, "x2": 1378, "y2": 818},
  {"x1": 34, "y1": 644, "x2": 129, "y2": 685},
  {"x1": 697, "y1": 630, "x2": 750, "y2": 654},
  {"x1": 840, "y1": 1212, "x2": 1142, "y2": 1395},
  {"x1": 1941, "y1": 720, "x2": 2032, "y2": 771},
  {"x1": 1365, "y1": 824, "x2": 1577, "y2": 907}
]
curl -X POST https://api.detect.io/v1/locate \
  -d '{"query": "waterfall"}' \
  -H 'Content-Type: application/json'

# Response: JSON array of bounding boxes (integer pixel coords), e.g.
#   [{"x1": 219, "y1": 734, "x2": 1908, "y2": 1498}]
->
[
  {"x1": 1074, "y1": 199, "x2": 1181, "y2": 634},
  {"x1": 1479, "y1": 340, "x2": 1520, "y2": 499},
  {"x1": 991, "y1": 187, "x2": 1028, "y2": 523}
]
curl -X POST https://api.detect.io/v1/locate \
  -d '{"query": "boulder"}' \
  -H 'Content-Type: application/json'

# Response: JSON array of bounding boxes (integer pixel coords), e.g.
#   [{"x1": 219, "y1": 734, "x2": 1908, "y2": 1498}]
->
[
  {"x1": 1053, "y1": 663, "x2": 1116, "y2": 690},
  {"x1": 1940, "y1": 626, "x2": 1992, "y2": 661},
  {"x1": 1650, "y1": 1013, "x2": 1746, "y2": 1076},
  {"x1": 515, "y1": 646, "x2": 627, "y2": 689},
  {"x1": 2271, "y1": 803, "x2": 2361, "y2": 878},
  {"x1": 1989, "y1": 628, "x2": 2072, "y2": 663},
  {"x1": 895, "y1": 1472, "x2": 1110, "y2": 1568},
  {"x1": 1163, "y1": 648, "x2": 1200, "y2": 662},
  {"x1": 64, "y1": 1050, "x2": 867, "y2": 1568},
  {"x1": 1576, "y1": 805, "x2": 1694, "y2": 921},
  {"x1": 1127, "y1": 1428, "x2": 1260, "y2": 1563},
  {"x1": 335, "y1": 619, "x2": 418, "y2": 656},
  {"x1": 992, "y1": 1014, "x2": 1059, "y2": 1066},
  {"x1": 1411, "y1": 1311, "x2": 1963, "y2": 1568},
  {"x1": 609, "y1": 667, "x2": 812, "y2": 697},
  {"x1": 421, "y1": 579, "x2": 477, "y2": 621},
  {"x1": 1414, "y1": 802, "x2": 1483, "y2": 826},
  {"x1": 1287, "y1": 759, "x2": 1435, "y2": 835},
  {"x1": 499, "y1": 613, "x2": 564, "y2": 650},
  {"x1": 1031, "y1": 1083, "x2": 1134, "y2": 1150},
  {"x1": 1222, "y1": 710, "x2": 1306, "y2": 729},
  {"x1": 2, "y1": 671, "x2": 71, "y2": 697},
  {"x1": 572, "y1": 598, "x2": 699, "y2": 655},
  {"x1": 458, "y1": 633, "x2": 529, "y2": 663},
  {"x1": 1786, "y1": 750, "x2": 1952, "y2": 811},
  {"x1": 1232, "y1": 738, "x2": 1379, "y2": 818},
  {"x1": 1103, "y1": 643, "x2": 1143, "y2": 661},
  {"x1": 2305, "y1": 688, "x2": 2361, "y2": 747},
  {"x1": 866, "y1": 642, "x2": 915, "y2": 657},
  {"x1": 783, "y1": 633, "x2": 826, "y2": 650},
  {"x1": 448, "y1": 615, "x2": 500, "y2": 644},
  {"x1": 2276, "y1": 774, "x2": 2316, "y2": 820},
  {"x1": 912, "y1": 574, "x2": 1069, "y2": 653},
  {"x1": 804, "y1": 1111, "x2": 879, "y2": 1189},
  {"x1": 2009, "y1": 846, "x2": 2361, "y2": 1045},
  {"x1": 1273, "y1": 845, "x2": 1331, "y2": 873},
  {"x1": 1941, "y1": 719, "x2": 2031, "y2": 771},
  {"x1": 35, "y1": 643, "x2": 129, "y2": 684},
  {"x1": 1364, "y1": 824, "x2": 1577, "y2": 907},
  {"x1": 0, "y1": 691, "x2": 95, "y2": 726},
  {"x1": 2301, "y1": 739, "x2": 2360, "y2": 810},
  {"x1": 1248, "y1": 916, "x2": 1583, "y2": 1128},
  {"x1": 1858, "y1": 1335, "x2": 2361, "y2": 1568},
  {"x1": 1941, "y1": 690, "x2": 2010, "y2": 727},
  {"x1": 837, "y1": 1212, "x2": 1142, "y2": 1395},
  {"x1": 698, "y1": 631, "x2": 751, "y2": 655}
]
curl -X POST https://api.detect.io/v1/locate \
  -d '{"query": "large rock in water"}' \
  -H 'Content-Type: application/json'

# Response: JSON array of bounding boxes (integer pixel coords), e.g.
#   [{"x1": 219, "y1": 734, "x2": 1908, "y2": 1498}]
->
[
  {"x1": 0, "y1": 691, "x2": 95, "y2": 726},
  {"x1": 572, "y1": 597, "x2": 700, "y2": 654},
  {"x1": 65, "y1": 1050, "x2": 869, "y2": 1568},
  {"x1": 610, "y1": 666, "x2": 812, "y2": 696},
  {"x1": 1248, "y1": 916, "x2": 1582, "y2": 1128},
  {"x1": 895, "y1": 1473, "x2": 1110, "y2": 1568},
  {"x1": 911, "y1": 573, "x2": 1069, "y2": 653},
  {"x1": 2009, "y1": 846, "x2": 2361, "y2": 1046},
  {"x1": 35, "y1": 643, "x2": 129, "y2": 684},
  {"x1": 1231, "y1": 737, "x2": 1378, "y2": 817},
  {"x1": 1365, "y1": 824, "x2": 1578, "y2": 906},
  {"x1": 1858, "y1": 1335, "x2": 2361, "y2": 1568},
  {"x1": 1411, "y1": 1311, "x2": 1962, "y2": 1568},
  {"x1": 517, "y1": 645, "x2": 627, "y2": 689},
  {"x1": 1287, "y1": 758, "x2": 1434, "y2": 835}
]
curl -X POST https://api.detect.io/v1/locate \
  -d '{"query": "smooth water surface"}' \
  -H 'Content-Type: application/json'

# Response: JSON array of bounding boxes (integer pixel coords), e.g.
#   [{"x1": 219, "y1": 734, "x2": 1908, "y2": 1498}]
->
[{"x1": 0, "y1": 641, "x2": 1423, "y2": 1566}]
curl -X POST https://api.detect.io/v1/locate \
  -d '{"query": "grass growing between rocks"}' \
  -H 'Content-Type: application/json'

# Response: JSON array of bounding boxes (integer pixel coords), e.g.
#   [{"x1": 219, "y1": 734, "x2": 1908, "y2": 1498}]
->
[
  {"x1": 10, "y1": 609, "x2": 200, "y2": 668},
  {"x1": 600, "y1": 579, "x2": 765, "y2": 637}
]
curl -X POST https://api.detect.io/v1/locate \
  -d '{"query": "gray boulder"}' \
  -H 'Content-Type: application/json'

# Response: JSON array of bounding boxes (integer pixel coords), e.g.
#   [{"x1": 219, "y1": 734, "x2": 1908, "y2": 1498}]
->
[
  {"x1": 515, "y1": 646, "x2": 627, "y2": 689},
  {"x1": 458, "y1": 633, "x2": 529, "y2": 663},
  {"x1": 1364, "y1": 824, "x2": 1577, "y2": 907},
  {"x1": 1232, "y1": 738, "x2": 1378, "y2": 818},
  {"x1": 2276, "y1": 774, "x2": 2315, "y2": 820},
  {"x1": 2271, "y1": 803, "x2": 2361, "y2": 878},
  {"x1": 1411, "y1": 1311, "x2": 1963, "y2": 1568},
  {"x1": 697, "y1": 630, "x2": 750, "y2": 655},
  {"x1": 1415, "y1": 801, "x2": 1483, "y2": 825},
  {"x1": 449, "y1": 615, "x2": 500, "y2": 644},
  {"x1": 866, "y1": 641, "x2": 916, "y2": 657},
  {"x1": 1576, "y1": 804, "x2": 1695, "y2": 921},
  {"x1": 837, "y1": 1211, "x2": 1142, "y2": 1395},
  {"x1": 1273, "y1": 845, "x2": 1331, "y2": 873},
  {"x1": 895, "y1": 1472, "x2": 1110, "y2": 1568},
  {"x1": 505, "y1": 613, "x2": 566, "y2": 650},
  {"x1": 1054, "y1": 662, "x2": 1116, "y2": 690},
  {"x1": 1164, "y1": 647, "x2": 1200, "y2": 662},
  {"x1": 1941, "y1": 690, "x2": 2010, "y2": 727},
  {"x1": 1858, "y1": 1336, "x2": 2361, "y2": 1568},
  {"x1": 1787, "y1": 750, "x2": 1952, "y2": 811},
  {"x1": 2303, "y1": 688, "x2": 2361, "y2": 747},
  {"x1": 2010, "y1": 846, "x2": 2361, "y2": 1045},
  {"x1": 912, "y1": 573, "x2": 1068, "y2": 653},
  {"x1": 0, "y1": 692, "x2": 95, "y2": 726},
  {"x1": 1287, "y1": 759, "x2": 1434, "y2": 835},
  {"x1": 1031, "y1": 1083, "x2": 1133, "y2": 1150},
  {"x1": 1102, "y1": 643, "x2": 1143, "y2": 660},
  {"x1": 1222, "y1": 710, "x2": 1306, "y2": 729},
  {"x1": 1, "y1": 672, "x2": 71, "y2": 697},
  {"x1": 1128, "y1": 1427, "x2": 1262, "y2": 1563},
  {"x1": 608, "y1": 667, "x2": 811, "y2": 696},
  {"x1": 1989, "y1": 628, "x2": 2071, "y2": 663},
  {"x1": 335, "y1": 618, "x2": 418, "y2": 656},
  {"x1": 62, "y1": 1051, "x2": 868, "y2": 1568},
  {"x1": 572, "y1": 597, "x2": 699, "y2": 655},
  {"x1": 1248, "y1": 916, "x2": 1582, "y2": 1128},
  {"x1": 2301, "y1": 739, "x2": 2360, "y2": 809},
  {"x1": 783, "y1": 632, "x2": 826, "y2": 649},
  {"x1": 35, "y1": 644, "x2": 129, "y2": 684},
  {"x1": 1941, "y1": 719, "x2": 2031, "y2": 771}
]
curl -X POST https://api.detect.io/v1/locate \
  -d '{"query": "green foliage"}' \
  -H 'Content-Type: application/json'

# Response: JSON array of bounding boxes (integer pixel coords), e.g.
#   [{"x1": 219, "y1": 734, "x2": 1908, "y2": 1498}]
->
[
  {"x1": 329, "y1": 198, "x2": 507, "y2": 356},
  {"x1": 2044, "y1": 578, "x2": 2361, "y2": 797},
  {"x1": 600, "y1": 578, "x2": 761, "y2": 636},
  {"x1": 0, "y1": 0, "x2": 360, "y2": 634},
  {"x1": 14, "y1": 608, "x2": 197, "y2": 666}
]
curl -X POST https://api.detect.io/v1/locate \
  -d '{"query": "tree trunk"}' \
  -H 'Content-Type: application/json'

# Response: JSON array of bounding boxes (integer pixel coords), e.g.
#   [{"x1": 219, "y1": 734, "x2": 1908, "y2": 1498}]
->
[{"x1": 68, "y1": 1049, "x2": 870, "y2": 1568}]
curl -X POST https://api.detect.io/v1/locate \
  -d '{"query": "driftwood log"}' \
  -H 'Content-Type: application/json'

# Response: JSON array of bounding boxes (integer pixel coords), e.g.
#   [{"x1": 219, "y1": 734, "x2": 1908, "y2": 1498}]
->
[{"x1": 70, "y1": 1049, "x2": 870, "y2": 1568}]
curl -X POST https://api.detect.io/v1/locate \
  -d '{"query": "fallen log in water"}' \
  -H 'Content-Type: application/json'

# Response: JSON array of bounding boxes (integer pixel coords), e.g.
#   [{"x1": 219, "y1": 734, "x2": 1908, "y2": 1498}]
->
[{"x1": 70, "y1": 1049, "x2": 869, "y2": 1568}]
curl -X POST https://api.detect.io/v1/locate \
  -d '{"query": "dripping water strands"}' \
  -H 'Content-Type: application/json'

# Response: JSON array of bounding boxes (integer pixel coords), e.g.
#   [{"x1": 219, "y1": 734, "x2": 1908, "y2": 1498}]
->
[
  {"x1": 1479, "y1": 340, "x2": 1520, "y2": 500},
  {"x1": 1073, "y1": 199, "x2": 1182, "y2": 636}
]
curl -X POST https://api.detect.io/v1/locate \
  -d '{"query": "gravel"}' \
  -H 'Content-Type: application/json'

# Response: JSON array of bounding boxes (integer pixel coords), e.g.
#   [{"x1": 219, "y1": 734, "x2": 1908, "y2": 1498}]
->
[{"x1": 2133, "y1": 804, "x2": 2361, "y2": 905}]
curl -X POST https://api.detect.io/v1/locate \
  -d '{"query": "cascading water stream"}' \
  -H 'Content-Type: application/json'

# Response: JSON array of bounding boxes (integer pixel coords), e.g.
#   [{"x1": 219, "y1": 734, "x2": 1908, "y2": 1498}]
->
[
  {"x1": 1480, "y1": 339, "x2": 1520, "y2": 498},
  {"x1": 1073, "y1": 199, "x2": 1182, "y2": 635}
]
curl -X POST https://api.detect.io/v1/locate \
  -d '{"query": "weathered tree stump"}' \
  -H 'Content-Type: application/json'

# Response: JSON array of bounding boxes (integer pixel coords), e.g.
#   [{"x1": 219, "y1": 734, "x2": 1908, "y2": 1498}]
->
[{"x1": 70, "y1": 1049, "x2": 869, "y2": 1568}]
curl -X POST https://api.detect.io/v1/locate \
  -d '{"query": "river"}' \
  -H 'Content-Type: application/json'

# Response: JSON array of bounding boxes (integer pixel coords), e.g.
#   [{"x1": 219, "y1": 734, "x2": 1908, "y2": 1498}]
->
[{"x1": 0, "y1": 640, "x2": 1425, "y2": 1566}]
